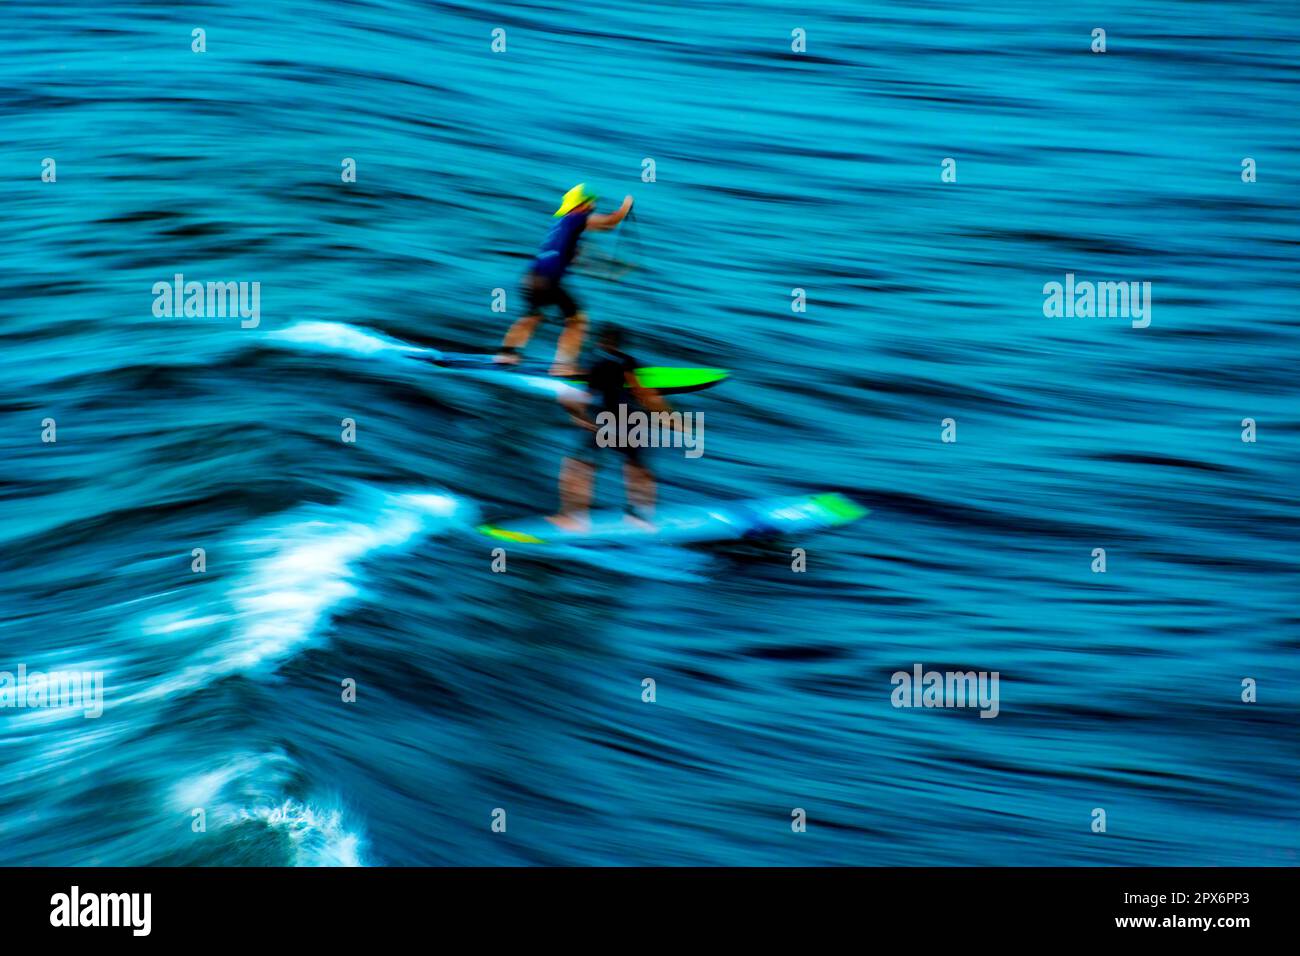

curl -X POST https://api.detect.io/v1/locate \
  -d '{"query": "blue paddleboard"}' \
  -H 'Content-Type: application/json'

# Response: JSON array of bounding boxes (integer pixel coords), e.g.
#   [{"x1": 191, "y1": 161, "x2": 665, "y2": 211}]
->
[{"x1": 477, "y1": 493, "x2": 867, "y2": 546}]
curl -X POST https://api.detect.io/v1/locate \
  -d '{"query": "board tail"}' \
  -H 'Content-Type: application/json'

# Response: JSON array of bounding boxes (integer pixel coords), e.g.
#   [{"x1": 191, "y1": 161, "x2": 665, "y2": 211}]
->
[{"x1": 808, "y1": 492, "x2": 869, "y2": 525}]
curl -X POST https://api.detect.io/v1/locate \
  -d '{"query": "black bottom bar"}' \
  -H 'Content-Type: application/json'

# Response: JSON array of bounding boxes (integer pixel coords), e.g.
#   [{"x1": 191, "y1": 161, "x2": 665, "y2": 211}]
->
[{"x1": 0, "y1": 867, "x2": 1288, "y2": 941}]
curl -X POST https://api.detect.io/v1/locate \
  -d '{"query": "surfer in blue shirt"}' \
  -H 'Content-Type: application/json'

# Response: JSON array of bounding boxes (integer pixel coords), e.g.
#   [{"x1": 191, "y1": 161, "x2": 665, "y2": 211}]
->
[
  {"x1": 549, "y1": 324, "x2": 672, "y2": 530},
  {"x1": 496, "y1": 184, "x2": 634, "y2": 375}
]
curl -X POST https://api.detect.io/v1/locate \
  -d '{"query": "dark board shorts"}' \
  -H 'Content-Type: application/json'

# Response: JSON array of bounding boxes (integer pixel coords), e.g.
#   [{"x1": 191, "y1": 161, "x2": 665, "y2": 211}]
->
[
  {"x1": 524, "y1": 272, "x2": 580, "y2": 319},
  {"x1": 571, "y1": 416, "x2": 644, "y2": 467}
]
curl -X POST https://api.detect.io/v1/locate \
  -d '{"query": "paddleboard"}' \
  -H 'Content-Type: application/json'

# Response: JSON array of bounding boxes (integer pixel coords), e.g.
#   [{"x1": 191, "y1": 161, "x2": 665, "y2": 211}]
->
[
  {"x1": 408, "y1": 352, "x2": 728, "y2": 395},
  {"x1": 478, "y1": 492, "x2": 867, "y2": 547}
]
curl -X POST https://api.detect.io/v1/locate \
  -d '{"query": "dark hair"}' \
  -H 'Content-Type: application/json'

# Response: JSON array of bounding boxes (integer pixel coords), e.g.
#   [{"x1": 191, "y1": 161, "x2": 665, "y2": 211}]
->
[{"x1": 597, "y1": 324, "x2": 624, "y2": 348}]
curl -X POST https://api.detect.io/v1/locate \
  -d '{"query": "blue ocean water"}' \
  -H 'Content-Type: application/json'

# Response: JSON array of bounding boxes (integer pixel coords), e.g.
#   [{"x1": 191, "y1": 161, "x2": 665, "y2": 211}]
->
[{"x1": 1, "y1": 1, "x2": 1297, "y2": 866}]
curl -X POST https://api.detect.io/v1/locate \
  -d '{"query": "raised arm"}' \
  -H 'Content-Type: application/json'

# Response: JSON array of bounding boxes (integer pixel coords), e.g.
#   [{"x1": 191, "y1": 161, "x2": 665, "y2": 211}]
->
[{"x1": 587, "y1": 195, "x2": 634, "y2": 232}]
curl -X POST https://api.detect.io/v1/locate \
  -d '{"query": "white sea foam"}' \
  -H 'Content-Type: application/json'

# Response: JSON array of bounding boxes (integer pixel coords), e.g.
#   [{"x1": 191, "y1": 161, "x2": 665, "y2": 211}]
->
[
  {"x1": 172, "y1": 752, "x2": 368, "y2": 866},
  {"x1": 125, "y1": 488, "x2": 472, "y2": 705},
  {"x1": 240, "y1": 798, "x2": 366, "y2": 867},
  {"x1": 266, "y1": 320, "x2": 433, "y2": 357}
]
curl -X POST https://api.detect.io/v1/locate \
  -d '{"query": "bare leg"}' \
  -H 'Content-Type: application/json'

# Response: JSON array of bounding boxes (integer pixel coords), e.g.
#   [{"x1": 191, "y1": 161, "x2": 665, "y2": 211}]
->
[
  {"x1": 497, "y1": 312, "x2": 542, "y2": 363},
  {"x1": 624, "y1": 462, "x2": 655, "y2": 525},
  {"x1": 551, "y1": 311, "x2": 587, "y2": 376},
  {"x1": 548, "y1": 457, "x2": 594, "y2": 530}
]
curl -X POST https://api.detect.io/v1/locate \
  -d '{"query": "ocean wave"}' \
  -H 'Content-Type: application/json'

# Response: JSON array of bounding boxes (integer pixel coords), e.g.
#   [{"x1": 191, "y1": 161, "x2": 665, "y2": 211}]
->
[
  {"x1": 170, "y1": 752, "x2": 367, "y2": 866},
  {"x1": 128, "y1": 487, "x2": 474, "y2": 705}
]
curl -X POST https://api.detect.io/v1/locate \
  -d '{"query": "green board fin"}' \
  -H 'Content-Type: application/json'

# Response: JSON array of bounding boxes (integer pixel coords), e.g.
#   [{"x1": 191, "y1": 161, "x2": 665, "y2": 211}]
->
[
  {"x1": 478, "y1": 524, "x2": 546, "y2": 544},
  {"x1": 626, "y1": 367, "x2": 728, "y2": 393}
]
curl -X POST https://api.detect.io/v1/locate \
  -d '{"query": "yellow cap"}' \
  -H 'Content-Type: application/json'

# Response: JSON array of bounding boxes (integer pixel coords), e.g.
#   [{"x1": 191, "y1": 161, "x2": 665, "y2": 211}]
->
[{"x1": 554, "y1": 183, "x2": 597, "y2": 217}]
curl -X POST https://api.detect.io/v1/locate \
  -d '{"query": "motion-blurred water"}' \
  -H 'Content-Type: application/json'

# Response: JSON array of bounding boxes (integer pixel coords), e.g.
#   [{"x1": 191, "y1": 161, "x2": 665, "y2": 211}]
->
[{"x1": 1, "y1": 1, "x2": 1297, "y2": 866}]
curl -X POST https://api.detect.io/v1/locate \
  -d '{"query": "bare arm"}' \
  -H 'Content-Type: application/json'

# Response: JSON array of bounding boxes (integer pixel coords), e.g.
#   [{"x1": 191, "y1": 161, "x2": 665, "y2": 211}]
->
[
  {"x1": 587, "y1": 195, "x2": 634, "y2": 232},
  {"x1": 561, "y1": 393, "x2": 596, "y2": 431}
]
